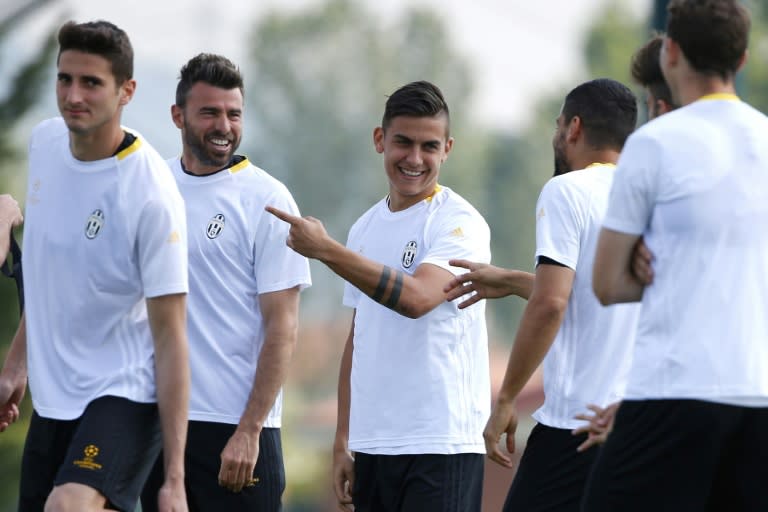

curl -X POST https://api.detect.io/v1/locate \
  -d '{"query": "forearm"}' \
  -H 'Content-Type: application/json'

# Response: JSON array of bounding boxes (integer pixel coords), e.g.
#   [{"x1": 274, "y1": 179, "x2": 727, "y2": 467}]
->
[
  {"x1": 1, "y1": 314, "x2": 27, "y2": 380},
  {"x1": 0, "y1": 228, "x2": 9, "y2": 266},
  {"x1": 334, "y1": 324, "x2": 354, "y2": 453},
  {"x1": 148, "y1": 295, "x2": 190, "y2": 481},
  {"x1": 497, "y1": 297, "x2": 565, "y2": 404},
  {"x1": 321, "y1": 242, "x2": 437, "y2": 318},
  {"x1": 593, "y1": 229, "x2": 645, "y2": 305},
  {"x1": 506, "y1": 270, "x2": 534, "y2": 300},
  {"x1": 238, "y1": 331, "x2": 297, "y2": 433}
]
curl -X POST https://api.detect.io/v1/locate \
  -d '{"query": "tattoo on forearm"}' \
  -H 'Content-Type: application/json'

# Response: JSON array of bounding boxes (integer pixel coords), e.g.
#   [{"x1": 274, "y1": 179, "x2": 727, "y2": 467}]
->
[
  {"x1": 385, "y1": 271, "x2": 404, "y2": 309},
  {"x1": 371, "y1": 266, "x2": 391, "y2": 303},
  {"x1": 369, "y1": 266, "x2": 405, "y2": 311}
]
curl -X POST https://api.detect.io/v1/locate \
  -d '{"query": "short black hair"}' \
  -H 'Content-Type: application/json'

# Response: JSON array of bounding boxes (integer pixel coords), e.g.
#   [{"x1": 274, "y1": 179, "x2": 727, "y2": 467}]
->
[
  {"x1": 631, "y1": 35, "x2": 674, "y2": 106},
  {"x1": 175, "y1": 53, "x2": 244, "y2": 107},
  {"x1": 667, "y1": 0, "x2": 750, "y2": 79},
  {"x1": 562, "y1": 78, "x2": 637, "y2": 150},
  {"x1": 57, "y1": 20, "x2": 133, "y2": 84},
  {"x1": 382, "y1": 81, "x2": 450, "y2": 137}
]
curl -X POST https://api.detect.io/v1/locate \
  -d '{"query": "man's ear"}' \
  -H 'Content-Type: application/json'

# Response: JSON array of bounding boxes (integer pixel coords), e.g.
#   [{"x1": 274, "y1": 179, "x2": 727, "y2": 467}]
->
[
  {"x1": 566, "y1": 116, "x2": 582, "y2": 144},
  {"x1": 171, "y1": 104, "x2": 184, "y2": 129},
  {"x1": 118, "y1": 78, "x2": 137, "y2": 106},
  {"x1": 442, "y1": 137, "x2": 454, "y2": 162},
  {"x1": 373, "y1": 126, "x2": 385, "y2": 154}
]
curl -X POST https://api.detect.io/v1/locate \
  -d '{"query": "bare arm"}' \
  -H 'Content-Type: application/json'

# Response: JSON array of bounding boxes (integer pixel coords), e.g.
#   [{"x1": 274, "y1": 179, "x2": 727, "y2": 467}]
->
[
  {"x1": 484, "y1": 263, "x2": 574, "y2": 467},
  {"x1": 218, "y1": 287, "x2": 301, "y2": 492},
  {"x1": 266, "y1": 207, "x2": 452, "y2": 318},
  {"x1": 0, "y1": 194, "x2": 23, "y2": 266},
  {"x1": 592, "y1": 228, "x2": 645, "y2": 305},
  {"x1": 146, "y1": 293, "x2": 189, "y2": 512},
  {"x1": 444, "y1": 259, "x2": 534, "y2": 307},
  {"x1": 333, "y1": 316, "x2": 355, "y2": 511},
  {"x1": 0, "y1": 313, "x2": 27, "y2": 431}
]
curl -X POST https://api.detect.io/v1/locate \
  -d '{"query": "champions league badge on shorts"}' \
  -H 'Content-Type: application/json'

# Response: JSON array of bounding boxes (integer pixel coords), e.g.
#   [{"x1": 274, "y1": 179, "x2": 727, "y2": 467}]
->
[
  {"x1": 73, "y1": 444, "x2": 103, "y2": 471},
  {"x1": 401, "y1": 240, "x2": 417, "y2": 268},
  {"x1": 85, "y1": 209, "x2": 104, "y2": 239},
  {"x1": 206, "y1": 213, "x2": 226, "y2": 239}
]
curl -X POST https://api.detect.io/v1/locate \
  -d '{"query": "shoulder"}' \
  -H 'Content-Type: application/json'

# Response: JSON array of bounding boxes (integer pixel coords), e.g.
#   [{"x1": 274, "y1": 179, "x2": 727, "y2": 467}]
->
[
  {"x1": 30, "y1": 117, "x2": 67, "y2": 148},
  {"x1": 347, "y1": 200, "x2": 385, "y2": 235},
  {"x1": 539, "y1": 172, "x2": 594, "y2": 206},
  {"x1": 432, "y1": 186, "x2": 487, "y2": 222},
  {"x1": 239, "y1": 160, "x2": 292, "y2": 195},
  {"x1": 430, "y1": 187, "x2": 490, "y2": 237}
]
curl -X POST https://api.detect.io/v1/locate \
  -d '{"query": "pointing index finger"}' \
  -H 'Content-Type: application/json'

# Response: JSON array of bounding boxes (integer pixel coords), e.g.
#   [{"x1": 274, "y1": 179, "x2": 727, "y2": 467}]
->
[{"x1": 265, "y1": 205, "x2": 300, "y2": 224}]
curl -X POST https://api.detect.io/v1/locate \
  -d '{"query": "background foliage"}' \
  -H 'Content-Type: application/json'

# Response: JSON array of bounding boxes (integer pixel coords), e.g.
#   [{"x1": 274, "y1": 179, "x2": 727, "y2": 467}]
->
[{"x1": 2, "y1": 0, "x2": 767, "y2": 509}]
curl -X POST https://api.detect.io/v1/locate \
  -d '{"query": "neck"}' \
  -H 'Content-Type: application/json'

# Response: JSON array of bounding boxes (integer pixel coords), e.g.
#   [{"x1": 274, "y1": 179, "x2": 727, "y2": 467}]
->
[
  {"x1": 672, "y1": 70, "x2": 737, "y2": 107},
  {"x1": 570, "y1": 149, "x2": 620, "y2": 171},
  {"x1": 180, "y1": 151, "x2": 228, "y2": 176},
  {"x1": 388, "y1": 186, "x2": 440, "y2": 212},
  {"x1": 69, "y1": 122, "x2": 124, "y2": 161}
]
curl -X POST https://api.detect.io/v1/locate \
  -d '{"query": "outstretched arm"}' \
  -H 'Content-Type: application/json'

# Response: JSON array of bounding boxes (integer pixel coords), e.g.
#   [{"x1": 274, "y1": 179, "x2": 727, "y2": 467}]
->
[
  {"x1": 218, "y1": 287, "x2": 300, "y2": 493},
  {"x1": 444, "y1": 259, "x2": 534, "y2": 307},
  {"x1": 484, "y1": 263, "x2": 574, "y2": 467},
  {"x1": 266, "y1": 206, "x2": 452, "y2": 318}
]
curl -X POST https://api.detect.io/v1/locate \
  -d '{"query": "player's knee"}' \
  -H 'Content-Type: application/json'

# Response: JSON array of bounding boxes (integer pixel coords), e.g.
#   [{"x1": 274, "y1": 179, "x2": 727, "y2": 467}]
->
[{"x1": 45, "y1": 483, "x2": 106, "y2": 512}]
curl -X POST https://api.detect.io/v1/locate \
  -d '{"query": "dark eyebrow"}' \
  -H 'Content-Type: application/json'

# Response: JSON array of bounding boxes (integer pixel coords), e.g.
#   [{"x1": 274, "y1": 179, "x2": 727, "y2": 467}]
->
[
  {"x1": 392, "y1": 134, "x2": 414, "y2": 143},
  {"x1": 82, "y1": 75, "x2": 104, "y2": 84}
]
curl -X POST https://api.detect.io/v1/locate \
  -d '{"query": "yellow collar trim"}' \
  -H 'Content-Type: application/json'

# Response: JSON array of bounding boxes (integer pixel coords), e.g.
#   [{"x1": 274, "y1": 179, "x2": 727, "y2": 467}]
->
[
  {"x1": 698, "y1": 93, "x2": 740, "y2": 102},
  {"x1": 425, "y1": 184, "x2": 442, "y2": 202},
  {"x1": 116, "y1": 136, "x2": 141, "y2": 161},
  {"x1": 586, "y1": 162, "x2": 616, "y2": 169},
  {"x1": 229, "y1": 157, "x2": 250, "y2": 174}
]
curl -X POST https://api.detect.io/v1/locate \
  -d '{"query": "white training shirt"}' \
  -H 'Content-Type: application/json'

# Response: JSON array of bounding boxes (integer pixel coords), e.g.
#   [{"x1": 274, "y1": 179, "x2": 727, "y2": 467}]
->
[
  {"x1": 532, "y1": 164, "x2": 639, "y2": 429},
  {"x1": 170, "y1": 157, "x2": 311, "y2": 426},
  {"x1": 23, "y1": 118, "x2": 188, "y2": 420},
  {"x1": 603, "y1": 96, "x2": 768, "y2": 405},
  {"x1": 343, "y1": 186, "x2": 491, "y2": 455}
]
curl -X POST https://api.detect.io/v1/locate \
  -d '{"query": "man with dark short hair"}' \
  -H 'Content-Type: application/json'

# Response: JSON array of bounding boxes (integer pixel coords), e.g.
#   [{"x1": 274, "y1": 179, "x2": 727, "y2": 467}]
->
[
  {"x1": 140, "y1": 53, "x2": 311, "y2": 512},
  {"x1": 589, "y1": 1, "x2": 768, "y2": 510},
  {"x1": 268, "y1": 80, "x2": 491, "y2": 512},
  {"x1": 0, "y1": 20, "x2": 190, "y2": 512},
  {"x1": 445, "y1": 78, "x2": 639, "y2": 512}
]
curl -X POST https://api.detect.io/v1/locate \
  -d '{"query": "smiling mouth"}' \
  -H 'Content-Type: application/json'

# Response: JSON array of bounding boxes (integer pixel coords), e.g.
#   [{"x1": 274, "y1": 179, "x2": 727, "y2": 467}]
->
[
  {"x1": 399, "y1": 167, "x2": 425, "y2": 177},
  {"x1": 208, "y1": 137, "x2": 231, "y2": 150}
]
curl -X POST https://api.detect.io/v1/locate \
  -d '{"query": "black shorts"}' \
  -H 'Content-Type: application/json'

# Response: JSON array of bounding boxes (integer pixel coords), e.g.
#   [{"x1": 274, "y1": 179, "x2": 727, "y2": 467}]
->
[
  {"x1": 503, "y1": 423, "x2": 598, "y2": 512},
  {"x1": 353, "y1": 452, "x2": 484, "y2": 512},
  {"x1": 19, "y1": 395, "x2": 161, "y2": 512},
  {"x1": 141, "y1": 421, "x2": 285, "y2": 512},
  {"x1": 582, "y1": 399, "x2": 768, "y2": 512}
]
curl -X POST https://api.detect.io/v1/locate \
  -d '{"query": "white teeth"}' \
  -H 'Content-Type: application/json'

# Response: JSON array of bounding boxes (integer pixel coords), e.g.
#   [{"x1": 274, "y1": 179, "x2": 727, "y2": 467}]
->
[
  {"x1": 400, "y1": 168, "x2": 423, "y2": 177},
  {"x1": 210, "y1": 138, "x2": 229, "y2": 146}
]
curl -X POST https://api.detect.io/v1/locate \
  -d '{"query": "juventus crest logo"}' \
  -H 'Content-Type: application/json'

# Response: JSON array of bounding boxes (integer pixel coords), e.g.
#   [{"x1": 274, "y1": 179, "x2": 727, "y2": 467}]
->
[
  {"x1": 85, "y1": 209, "x2": 104, "y2": 239},
  {"x1": 402, "y1": 240, "x2": 417, "y2": 268},
  {"x1": 206, "y1": 213, "x2": 225, "y2": 239}
]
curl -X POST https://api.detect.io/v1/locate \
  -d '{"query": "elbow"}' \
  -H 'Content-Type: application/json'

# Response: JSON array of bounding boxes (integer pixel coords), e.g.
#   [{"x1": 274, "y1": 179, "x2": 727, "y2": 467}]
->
[
  {"x1": 397, "y1": 295, "x2": 436, "y2": 319},
  {"x1": 593, "y1": 280, "x2": 617, "y2": 306},
  {"x1": 529, "y1": 294, "x2": 568, "y2": 322},
  {"x1": 398, "y1": 302, "x2": 428, "y2": 319}
]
